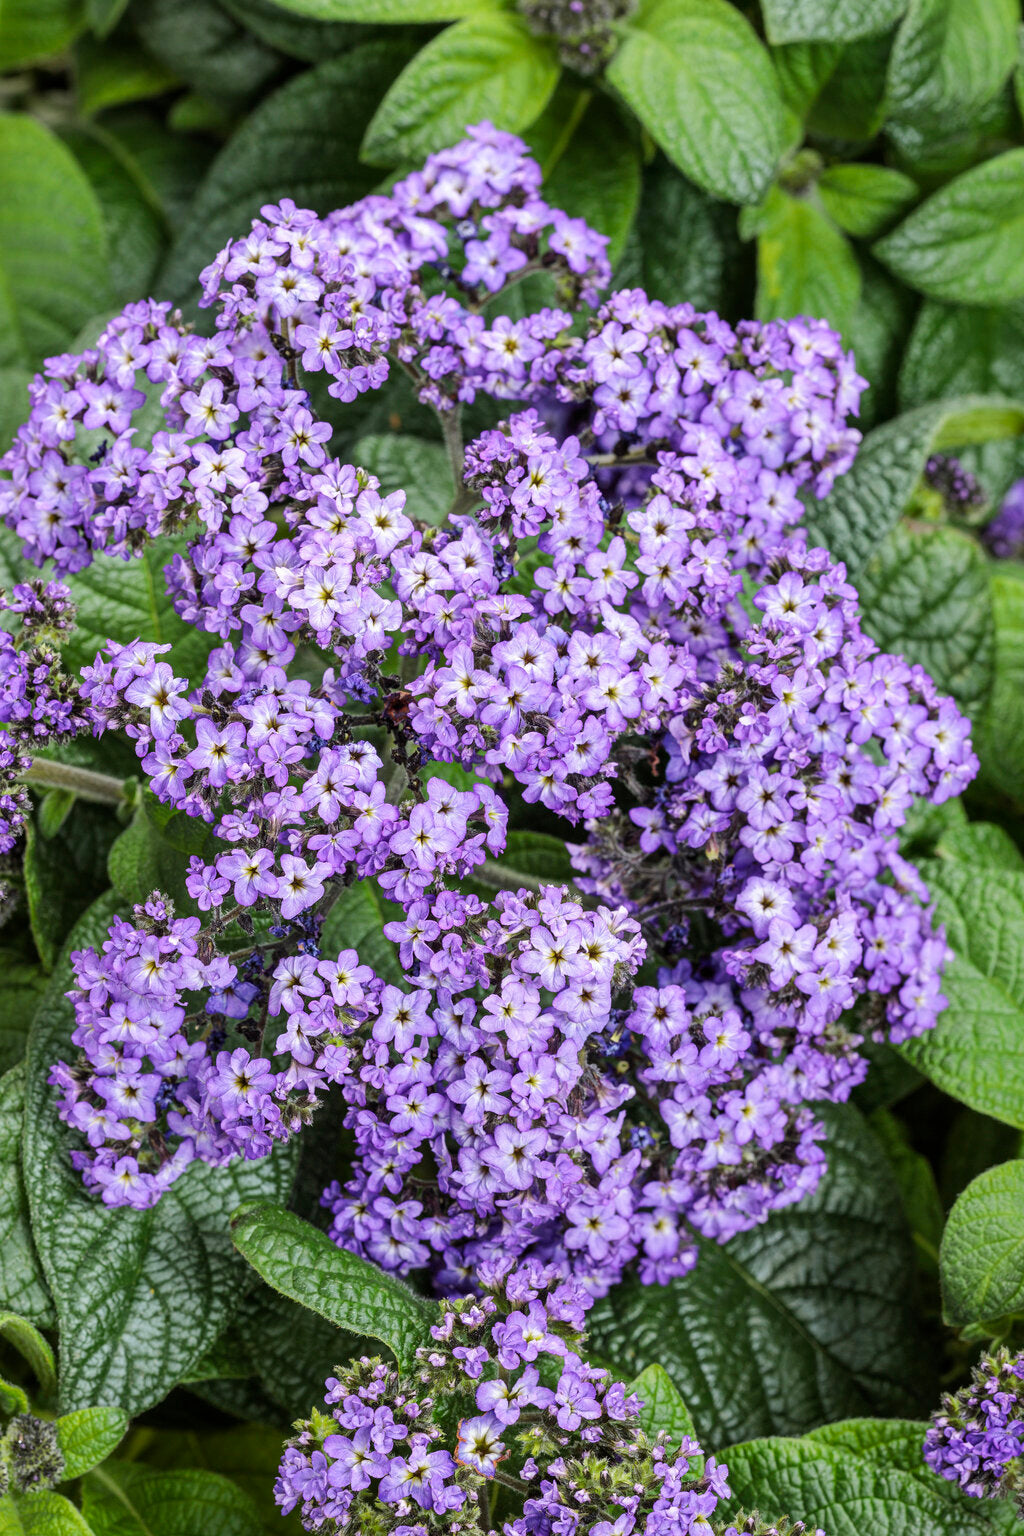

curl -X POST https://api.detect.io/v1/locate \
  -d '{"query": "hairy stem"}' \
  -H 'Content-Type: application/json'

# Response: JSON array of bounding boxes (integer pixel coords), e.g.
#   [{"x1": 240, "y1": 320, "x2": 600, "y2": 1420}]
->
[{"x1": 21, "y1": 756, "x2": 129, "y2": 806}]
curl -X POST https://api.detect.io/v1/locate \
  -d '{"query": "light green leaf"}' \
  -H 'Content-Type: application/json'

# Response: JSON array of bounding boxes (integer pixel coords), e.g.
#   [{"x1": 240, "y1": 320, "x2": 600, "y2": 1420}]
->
[
  {"x1": 804, "y1": 395, "x2": 1024, "y2": 576},
  {"x1": 230, "y1": 1202, "x2": 435, "y2": 1367},
  {"x1": 0, "y1": 116, "x2": 110, "y2": 372},
  {"x1": 159, "y1": 41, "x2": 415, "y2": 303},
  {"x1": 588, "y1": 1105, "x2": 931, "y2": 1446},
  {"x1": 0, "y1": 0, "x2": 85, "y2": 69},
  {"x1": 752, "y1": 185, "x2": 861, "y2": 334},
  {"x1": 0, "y1": 1311, "x2": 56, "y2": 1398},
  {"x1": 976, "y1": 571, "x2": 1024, "y2": 809},
  {"x1": 900, "y1": 300, "x2": 1024, "y2": 409},
  {"x1": 886, "y1": 0, "x2": 1017, "y2": 132},
  {"x1": 362, "y1": 14, "x2": 559, "y2": 168},
  {"x1": 818, "y1": 163, "x2": 918, "y2": 239},
  {"x1": 73, "y1": 37, "x2": 179, "y2": 116},
  {"x1": 874, "y1": 149, "x2": 1024, "y2": 306},
  {"x1": 22, "y1": 894, "x2": 298, "y2": 1415},
  {"x1": 320, "y1": 879, "x2": 404, "y2": 985},
  {"x1": 761, "y1": 0, "x2": 907, "y2": 44},
  {"x1": 352, "y1": 434, "x2": 454, "y2": 524},
  {"x1": 936, "y1": 822, "x2": 1024, "y2": 872},
  {"x1": 855, "y1": 523, "x2": 993, "y2": 716},
  {"x1": 901, "y1": 862, "x2": 1024, "y2": 1128},
  {"x1": 607, "y1": 0, "x2": 785, "y2": 205},
  {"x1": 629, "y1": 1364, "x2": 701, "y2": 1466},
  {"x1": 940, "y1": 1160, "x2": 1024, "y2": 1327},
  {"x1": 253, "y1": 0, "x2": 502, "y2": 16},
  {"x1": 107, "y1": 796, "x2": 216, "y2": 913},
  {"x1": 5, "y1": 1490, "x2": 97, "y2": 1536},
  {"x1": 82, "y1": 1463, "x2": 262, "y2": 1536},
  {"x1": 0, "y1": 1065, "x2": 54, "y2": 1326},
  {"x1": 56, "y1": 1406, "x2": 129, "y2": 1479}
]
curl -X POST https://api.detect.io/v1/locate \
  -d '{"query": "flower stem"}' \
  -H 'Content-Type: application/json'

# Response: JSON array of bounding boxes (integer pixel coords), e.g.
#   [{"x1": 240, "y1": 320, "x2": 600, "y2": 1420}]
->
[{"x1": 20, "y1": 756, "x2": 130, "y2": 807}]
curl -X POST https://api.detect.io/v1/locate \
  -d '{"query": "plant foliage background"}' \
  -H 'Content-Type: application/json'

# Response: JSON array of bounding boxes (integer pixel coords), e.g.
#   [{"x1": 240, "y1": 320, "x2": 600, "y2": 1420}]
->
[{"x1": 3, "y1": 0, "x2": 1024, "y2": 1532}]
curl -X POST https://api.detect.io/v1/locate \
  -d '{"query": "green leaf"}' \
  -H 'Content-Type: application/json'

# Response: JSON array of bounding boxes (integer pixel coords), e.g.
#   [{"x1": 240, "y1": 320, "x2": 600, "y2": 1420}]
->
[
  {"x1": 843, "y1": 256, "x2": 915, "y2": 430},
  {"x1": 588, "y1": 1104, "x2": 932, "y2": 1446},
  {"x1": 463, "y1": 829, "x2": 574, "y2": 897},
  {"x1": 159, "y1": 41, "x2": 415, "y2": 303},
  {"x1": 132, "y1": 0, "x2": 283, "y2": 110},
  {"x1": 5, "y1": 1490, "x2": 97, "y2": 1535},
  {"x1": 107, "y1": 796, "x2": 217, "y2": 913},
  {"x1": 230, "y1": 1202, "x2": 435, "y2": 1367},
  {"x1": 320, "y1": 879, "x2": 405, "y2": 985},
  {"x1": 536, "y1": 95, "x2": 641, "y2": 266},
  {"x1": 629, "y1": 1363, "x2": 701, "y2": 1464},
  {"x1": 607, "y1": 0, "x2": 785, "y2": 205},
  {"x1": 23, "y1": 807, "x2": 121, "y2": 973},
  {"x1": 869, "y1": 1108, "x2": 944, "y2": 1275},
  {"x1": 218, "y1": 0, "x2": 357, "y2": 61},
  {"x1": 0, "y1": 116, "x2": 110, "y2": 372},
  {"x1": 63, "y1": 125, "x2": 168, "y2": 306},
  {"x1": 0, "y1": 1065, "x2": 54, "y2": 1326},
  {"x1": 56, "y1": 1406, "x2": 129, "y2": 1479},
  {"x1": 0, "y1": 369, "x2": 32, "y2": 456},
  {"x1": 886, "y1": 0, "x2": 1017, "y2": 132},
  {"x1": 761, "y1": 0, "x2": 907, "y2": 44},
  {"x1": 940, "y1": 1160, "x2": 1024, "y2": 1327},
  {"x1": 73, "y1": 37, "x2": 179, "y2": 116},
  {"x1": 900, "y1": 300, "x2": 1024, "y2": 409},
  {"x1": 0, "y1": 957, "x2": 48, "y2": 1076},
  {"x1": 855, "y1": 523, "x2": 993, "y2": 716},
  {"x1": 818, "y1": 163, "x2": 918, "y2": 239},
  {"x1": 253, "y1": 0, "x2": 500, "y2": 16},
  {"x1": 0, "y1": 0, "x2": 85, "y2": 69},
  {"x1": 82, "y1": 1463, "x2": 262, "y2": 1536},
  {"x1": 719, "y1": 1420, "x2": 1008, "y2": 1536},
  {"x1": 131, "y1": 1423, "x2": 297, "y2": 1535},
  {"x1": 22, "y1": 894, "x2": 298, "y2": 1415},
  {"x1": 617, "y1": 155, "x2": 744, "y2": 310},
  {"x1": 0, "y1": 1311, "x2": 56, "y2": 1398},
  {"x1": 936, "y1": 822, "x2": 1024, "y2": 872},
  {"x1": 804, "y1": 395, "x2": 1024, "y2": 577},
  {"x1": 805, "y1": 30, "x2": 893, "y2": 141},
  {"x1": 87, "y1": 0, "x2": 131, "y2": 37},
  {"x1": 976, "y1": 571, "x2": 1024, "y2": 809},
  {"x1": 352, "y1": 434, "x2": 454, "y2": 524},
  {"x1": 362, "y1": 14, "x2": 559, "y2": 169},
  {"x1": 37, "y1": 791, "x2": 77, "y2": 841},
  {"x1": 901, "y1": 862, "x2": 1024, "y2": 1128},
  {"x1": 874, "y1": 149, "x2": 1024, "y2": 306},
  {"x1": 751, "y1": 185, "x2": 861, "y2": 334}
]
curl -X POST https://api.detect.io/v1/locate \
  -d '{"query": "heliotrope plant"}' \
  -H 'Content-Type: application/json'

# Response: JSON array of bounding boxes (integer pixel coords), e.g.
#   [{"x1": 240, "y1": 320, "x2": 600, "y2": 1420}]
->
[{"x1": 0, "y1": 123, "x2": 975, "y2": 1297}]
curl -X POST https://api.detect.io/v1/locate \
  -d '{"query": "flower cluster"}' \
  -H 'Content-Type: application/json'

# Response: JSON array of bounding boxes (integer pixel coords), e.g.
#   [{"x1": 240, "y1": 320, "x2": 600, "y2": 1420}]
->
[
  {"x1": 984, "y1": 476, "x2": 1024, "y2": 560},
  {"x1": 517, "y1": 0, "x2": 637, "y2": 74},
  {"x1": 924, "y1": 1347, "x2": 1024, "y2": 1513},
  {"x1": 275, "y1": 1261, "x2": 823, "y2": 1536},
  {"x1": 921, "y1": 453, "x2": 986, "y2": 521},
  {"x1": 0, "y1": 127, "x2": 976, "y2": 1303}
]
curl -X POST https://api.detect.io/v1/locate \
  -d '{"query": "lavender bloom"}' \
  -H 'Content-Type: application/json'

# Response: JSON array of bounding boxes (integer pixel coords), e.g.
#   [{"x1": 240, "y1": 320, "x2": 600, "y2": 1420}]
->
[
  {"x1": 924, "y1": 1348, "x2": 1024, "y2": 1512},
  {"x1": 985, "y1": 477, "x2": 1024, "y2": 560}
]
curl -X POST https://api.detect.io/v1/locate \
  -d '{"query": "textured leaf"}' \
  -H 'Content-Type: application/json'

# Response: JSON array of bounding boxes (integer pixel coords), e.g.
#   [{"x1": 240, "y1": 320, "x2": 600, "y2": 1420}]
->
[
  {"x1": 719, "y1": 1421, "x2": 1007, "y2": 1536},
  {"x1": 752, "y1": 186, "x2": 861, "y2": 334},
  {"x1": 0, "y1": 1065, "x2": 54, "y2": 1327},
  {"x1": 855, "y1": 523, "x2": 994, "y2": 716},
  {"x1": 56, "y1": 1406, "x2": 129, "y2": 1479},
  {"x1": 940, "y1": 1160, "x2": 1024, "y2": 1327},
  {"x1": 804, "y1": 395, "x2": 1024, "y2": 576},
  {"x1": 230, "y1": 1202, "x2": 435, "y2": 1367},
  {"x1": 874, "y1": 149, "x2": 1024, "y2": 306},
  {"x1": 0, "y1": 0, "x2": 85, "y2": 69},
  {"x1": 0, "y1": 957, "x2": 47, "y2": 1076},
  {"x1": 976, "y1": 572, "x2": 1024, "y2": 809},
  {"x1": 901, "y1": 863, "x2": 1024, "y2": 1128},
  {"x1": 22, "y1": 894, "x2": 297, "y2": 1415},
  {"x1": 936, "y1": 822, "x2": 1024, "y2": 872},
  {"x1": 132, "y1": 0, "x2": 283, "y2": 109},
  {"x1": 607, "y1": 0, "x2": 785, "y2": 205},
  {"x1": 219, "y1": 0, "x2": 357, "y2": 59},
  {"x1": 900, "y1": 300, "x2": 1024, "y2": 409},
  {"x1": 818, "y1": 163, "x2": 918, "y2": 239},
  {"x1": 0, "y1": 116, "x2": 109, "y2": 371},
  {"x1": 886, "y1": 0, "x2": 1017, "y2": 132},
  {"x1": 159, "y1": 42, "x2": 414, "y2": 302},
  {"x1": 4, "y1": 1491, "x2": 96, "y2": 1535},
  {"x1": 630, "y1": 1364, "x2": 700, "y2": 1462},
  {"x1": 320, "y1": 881, "x2": 404, "y2": 984},
  {"x1": 254, "y1": 0, "x2": 499, "y2": 16},
  {"x1": 588, "y1": 1105, "x2": 931, "y2": 1446},
  {"x1": 761, "y1": 0, "x2": 906, "y2": 44},
  {"x1": 82, "y1": 1464, "x2": 262, "y2": 1536},
  {"x1": 352, "y1": 433, "x2": 454, "y2": 524},
  {"x1": 61, "y1": 127, "x2": 166, "y2": 311},
  {"x1": 362, "y1": 14, "x2": 559, "y2": 168},
  {"x1": 107, "y1": 797, "x2": 216, "y2": 913}
]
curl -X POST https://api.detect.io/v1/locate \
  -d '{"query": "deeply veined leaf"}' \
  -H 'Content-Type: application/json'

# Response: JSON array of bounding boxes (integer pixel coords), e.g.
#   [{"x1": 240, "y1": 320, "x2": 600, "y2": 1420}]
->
[
  {"x1": 588, "y1": 1105, "x2": 932, "y2": 1446},
  {"x1": 818, "y1": 163, "x2": 918, "y2": 239},
  {"x1": 4, "y1": 1490, "x2": 97, "y2": 1535},
  {"x1": 900, "y1": 300, "x2": 1024, "y2": 409},
  {"x1": 351, "y1": 433, "x2": 454, "y2": 525},
  {"x1": 230, "y1": 1202, "x2": 435, "y2": 1367},
  {"x1": 761, "y1": 0, "x2": 907, "y2": 44},
  {"x1": 22, "y1": 895, "x2": 298, "y2": 1415},
  {"x1": 535, "y1": 94, "x2": 642, "y2": 266},
  {"x1": 0, "y1": 116, "x2": 110, "y2": 371},
  {"x1": 56, "y1": 1406, "x2": 129, "y2": 1479},
  {"x1": 976, "y1": 571, "x2": 1024, "y2": 809},
  {"x1": 607, "y1": 0, "x2": 785, "y2": 205},
  {"x1": 630, "y1": 1364, "x2": 702, "y2": 1468},
  {"x1": 0, "y1": 1065, "x2": 53, "y2": 1326},
  {"x1": 362, "y1": 14, "x2": 559, "y2": 168},
  {"x1": 886, "y1": 0, "x2": 1017, "y2": 132},
  {"x1": 250, "y1": 0, "x2": 502, "y2": 16},
  {"x1": 940, "y1": 1161, "x2": 1024, "y2": 1327},
  {"x1": 901, "y1": 863, "x2": 1024, "y2": 1128},
  {"x1": 874, "y1": 149, "x2": 1024, "y2": 306}
]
